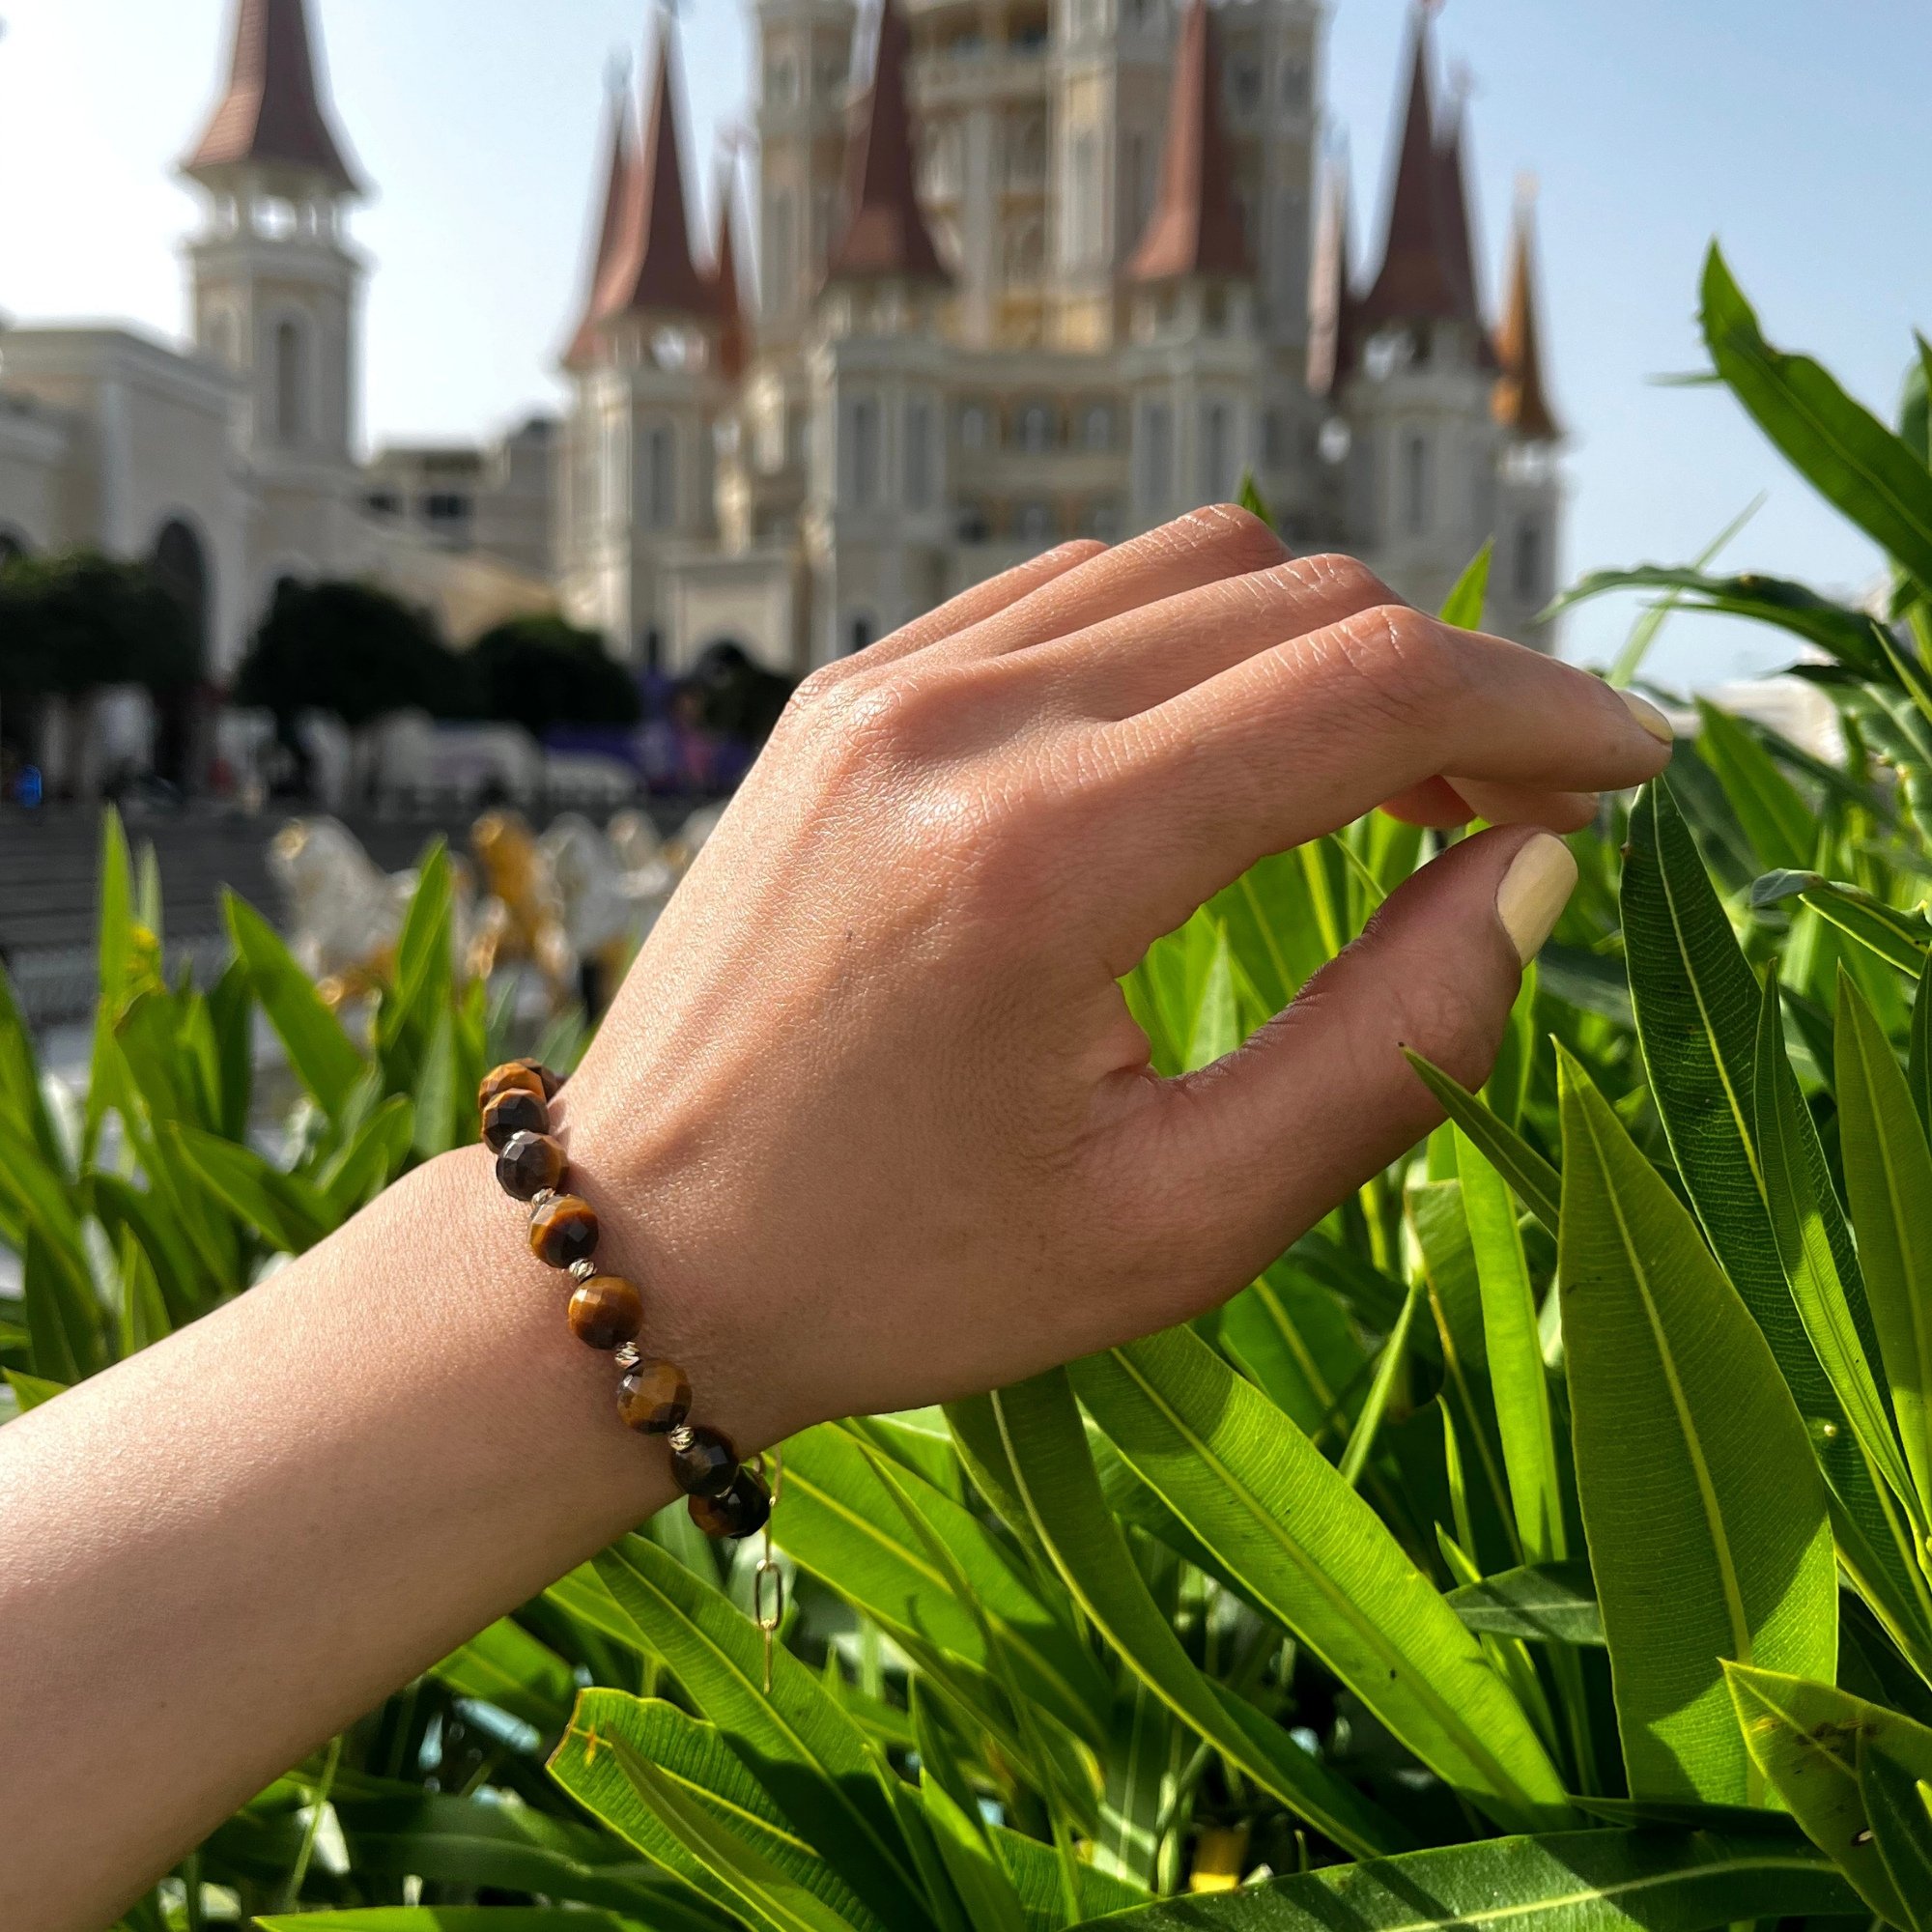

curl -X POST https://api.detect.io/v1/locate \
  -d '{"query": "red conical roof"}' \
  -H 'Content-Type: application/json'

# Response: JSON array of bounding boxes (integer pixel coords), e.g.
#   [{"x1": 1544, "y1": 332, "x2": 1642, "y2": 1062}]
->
[
  {"x1": 712, "y1": 159, "x2": 750, "y2": 380},
  {"x1": 185, "y1": 0, "x2": 361, "y2": 194},
  {"x1": 1359, "y1": 14, "x2": 1465, "y2": 328},
  {"x1": 1434, "y1": 106, "x2": 1479, "y2": 324},
  {"x1": 1307, "y1": 156, "x2": 1357, "y2": 398},
  {"x1": 826, "y1": 0, "x2": 950, "y2": 284},
  {"x1": 600, "y1": 18, "x2": 719, "y2": 322},
  {"x1": 564, "y1": 82, "x2": 637, "y2": 370},
  {"x1": 1493, "y1": 191, "x2": 1561, "y2": 440},
  {"x1": 1126, "y1": 0, "x2": 1250, "y2": 283}
]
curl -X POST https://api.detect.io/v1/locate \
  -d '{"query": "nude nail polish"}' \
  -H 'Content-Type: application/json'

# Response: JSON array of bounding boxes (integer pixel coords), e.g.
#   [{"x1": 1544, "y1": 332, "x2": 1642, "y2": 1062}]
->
[
  {"x1": 1620, "y1": 690, "x2": 1675, "y2": 744},
  {"x1": 1496, "y1": 835, "x2": 1578, "y2": 964}
]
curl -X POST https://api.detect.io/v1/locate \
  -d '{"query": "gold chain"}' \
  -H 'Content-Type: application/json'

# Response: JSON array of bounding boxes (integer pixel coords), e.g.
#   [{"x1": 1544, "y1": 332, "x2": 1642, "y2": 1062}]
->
[{"x1": 754, "y1": 1448, "x2": 785, "y2": 1695}]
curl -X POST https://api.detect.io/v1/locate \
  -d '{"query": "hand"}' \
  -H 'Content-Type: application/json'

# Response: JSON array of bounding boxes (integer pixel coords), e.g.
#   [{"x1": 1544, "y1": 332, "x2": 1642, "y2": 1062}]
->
[{"x1": 563, "y1": 508, "x2": 1672, "y2": 1450}]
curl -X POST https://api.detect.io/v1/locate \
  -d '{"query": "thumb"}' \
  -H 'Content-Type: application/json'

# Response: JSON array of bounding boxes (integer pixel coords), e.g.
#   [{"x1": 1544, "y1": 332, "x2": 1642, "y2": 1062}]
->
[{"x1": 1138, "y1": 825, "x2": 1574, "y2": 1300}]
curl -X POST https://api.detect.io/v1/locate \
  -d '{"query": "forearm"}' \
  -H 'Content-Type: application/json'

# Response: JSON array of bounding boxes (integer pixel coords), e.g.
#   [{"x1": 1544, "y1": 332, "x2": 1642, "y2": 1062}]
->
[{"x1": 0, "y1": 1143, "x2": 686, "y2": 1930}]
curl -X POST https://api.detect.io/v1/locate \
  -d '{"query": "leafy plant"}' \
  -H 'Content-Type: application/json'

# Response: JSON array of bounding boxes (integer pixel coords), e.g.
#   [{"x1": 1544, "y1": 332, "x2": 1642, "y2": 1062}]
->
[{"x1": 22, "y1": 246, "x2": 1932, "y2": 1927}]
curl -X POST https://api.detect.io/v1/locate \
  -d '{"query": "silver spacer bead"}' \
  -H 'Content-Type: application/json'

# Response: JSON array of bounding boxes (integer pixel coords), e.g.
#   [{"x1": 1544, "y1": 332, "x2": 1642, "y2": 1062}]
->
[
  {"x1": 568, "y1": 1257, "x2": 599, "y2": 1284},
  {"x1": 529, "y1": 1187, "x2": 558, "y2": 1212},
  {"x1": 612, "y1": 1343, "x2": 641, "y2": 1372},
  {"x1": 667, "y1": 1423, "x2": 696, "y2": 1452}
]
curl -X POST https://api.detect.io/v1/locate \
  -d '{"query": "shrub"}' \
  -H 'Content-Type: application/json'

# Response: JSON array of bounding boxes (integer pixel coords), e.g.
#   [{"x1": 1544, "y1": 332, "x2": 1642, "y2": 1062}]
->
[
  {"x1": 12, "y1": 246, "x2": 1932, "y2": 1926},
  {"x1": 466, "y1": 612, "x2": 641, "y2": 733}
]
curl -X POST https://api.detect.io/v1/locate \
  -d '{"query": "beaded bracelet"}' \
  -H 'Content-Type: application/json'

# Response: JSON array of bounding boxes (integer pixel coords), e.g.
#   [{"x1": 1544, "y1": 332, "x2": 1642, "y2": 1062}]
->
[{"x1": 478, "y1": 1058, "x2": 773, "y2": 1541}]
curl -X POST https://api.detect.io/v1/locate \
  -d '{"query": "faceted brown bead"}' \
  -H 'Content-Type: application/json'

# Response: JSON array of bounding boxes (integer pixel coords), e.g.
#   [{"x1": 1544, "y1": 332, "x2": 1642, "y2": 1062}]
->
[
  {"x1": 496, "y1": 1129, "x2": 566, "y2": 1202},
  {"x1": 617, "y1": 1356, "x2": 694, "y2": 1433},
  {"x1": 690, "y1": 1466, "x2": 772, "y2": 1539},
  {"x1": 669, "y1": 1425, "x2": 739, "y2": 1498},
  {"x1": 568, "y1": 1274, "x2": 643, "y2": 1350},
  {"x1": 477, "y1": 1061, "x2": 548, "y2": 1114},
  {"x1": 528, "y1": 1192, "x2": 599, "y2": 1268},
  {"x1": 482, "y1": 1087, "x2": 549, "y2": 1152}
]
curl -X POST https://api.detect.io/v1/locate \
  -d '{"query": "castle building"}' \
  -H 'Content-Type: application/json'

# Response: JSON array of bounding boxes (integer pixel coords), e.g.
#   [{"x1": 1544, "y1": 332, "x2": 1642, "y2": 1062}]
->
[{"x1": 0, "y1": 0, "x2": 1564, "y2": 745}]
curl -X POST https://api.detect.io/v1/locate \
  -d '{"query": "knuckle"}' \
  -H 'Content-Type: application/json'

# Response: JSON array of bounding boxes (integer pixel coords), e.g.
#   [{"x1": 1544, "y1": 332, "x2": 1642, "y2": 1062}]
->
[
  {"x1": 1177, "y1": 501, "x2": 1289, "y2": 574},
  {"x1": 1326, "y1": 603, "x2": 1458, "y2": 723},
  {"x1": 1293, "y1": 552, "x2": 1393, "y2": 609}
]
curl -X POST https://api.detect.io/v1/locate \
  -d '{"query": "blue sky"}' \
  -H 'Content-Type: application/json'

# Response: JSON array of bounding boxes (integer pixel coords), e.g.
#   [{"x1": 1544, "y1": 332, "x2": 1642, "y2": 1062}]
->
[{"x1": 0, "y1": 0, "x2": 1925, "y2": 686}]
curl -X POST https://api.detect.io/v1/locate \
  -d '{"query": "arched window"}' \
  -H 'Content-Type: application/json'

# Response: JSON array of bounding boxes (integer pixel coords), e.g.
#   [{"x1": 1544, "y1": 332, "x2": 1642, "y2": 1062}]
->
[
  {"x1": 1403, "y1": 433, "x2": 1432, "y2": 534},
  {"x1": 1081, "y1": 404, "x2": 1113, "y2": 451},
  {"x1": 846, "y1": 614, "x2": 874, "y2": 656},
  {"x1": 1015, "y1": 402, "x2": 1054, "y2": 453},
  {"x1": 959, "y1": 403, "x2": 990, "y2": 452},
  {"x1": 274, "y1": 318, "x2": 308, "y2": 446},
  {"x1": 1515, "y1": 517, "x2": 1545, "y2": 601}
]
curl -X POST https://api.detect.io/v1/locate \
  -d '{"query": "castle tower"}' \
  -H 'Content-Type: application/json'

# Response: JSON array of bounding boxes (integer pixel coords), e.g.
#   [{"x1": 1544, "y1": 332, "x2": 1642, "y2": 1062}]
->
[
  {"x1": 1122, "y1": 0, "x2": 1264, "y2": 526},
  {"x1": 753, "y1": 0, "x2": 859, "y2": 348},
  {"x1": 807, "y1": 0, "x2": 952, "y2": 664},
  {"x1": 1489, "y1": 185, "x2": 1563, "y2": 640},
  {"x1": 1341, "y1": 9, "x2": 1501, "y2": 611},
  {"x1": 183, "y1": 0, "x2": 364, "y2": 479},
  {"x1": 557, "y1": 14, "x2": 726, "y2": 667}
]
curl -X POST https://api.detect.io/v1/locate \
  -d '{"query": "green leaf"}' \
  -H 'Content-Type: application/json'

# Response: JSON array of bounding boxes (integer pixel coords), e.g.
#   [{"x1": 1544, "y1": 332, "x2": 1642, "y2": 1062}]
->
[
  {"x1": 1835, "y1": 971, "x2": 1932, "y2": 1521},
  {"x1": 551, "y1": 1695, "x2": 872, "y2": 1932},
  {"x1": 1753, "y1": 868, "x2": 1932, "y2": 975},
  {"x1": 23, "y1": 1225, "x2": 101, "y2": 1383},
  {"x1": 1753, "y1": 971, "x2": 1913, "y2": 1522},
  {"x1": 432, "y1": 1616, "x2": 576, "y2": 1734},
  {"x1": 1912, "y1": 953, "x2": 1932, "y2": 1140},
  {"x1": 1439, "y1": 540, "x2": 1492, "y2": 631},
  {"x1": 253, "y1": 1916, "x2": 660, "y2": 1932},
  {"x1": 5, "y1": 1368, "x2": 67, "y2": 1413},
  {"x1": 1404, "y1": 1053, "x2": 1560, "y2": 1232},
  {"x1": 168, "y1": 1122, "x2": 336, "y2": 1255},
  {"x1": 588, "y1": 1535, "x2": 931, "y2": 1930},
  {"x1": 225, "y1": 891, "x2": 364, "y2": 1124},
  {"x1": 1859, "y1": 1731, "x2": 1932, "y2": 1927},
  {"x1": 1694, "y1": 699, "x2": 1814, "y2": 872},
  {"x1": 318, "y1": 1094, "x2": 416, "y2": 1217},
  {"x1": 1062, "y1": 1824, "x2": 1859, "y2": 1928},
  {"x1": 1457, "y1": 1129, "x2": 1567, "y2": 1565},
  {"x1": 1445, "y1": 1564, "x2": 1604, "y2": 1646},
  {"x1": 918, "y1": 1772, "x2": 1029, "y2": 1932},
  {"x1": 1725, "y1": 1662, "x2": 1932, "y2": 1924},
  {"x1": 548, "y1": 1690, "x2": 888, "y2": 1931},
  {"x1": 991, "y1": 1370, "x2": 1413, "y2": 1859},
  {"x1": 1065, "y1": 1333, "x2": 1575, "y2": 1833},
  {"x1": 1702, "y1": 244, "x2": 1932, "y2": 594},
  {"x1": 1557, "y1": 1054, "x2": 1836, "y2": 1804}
]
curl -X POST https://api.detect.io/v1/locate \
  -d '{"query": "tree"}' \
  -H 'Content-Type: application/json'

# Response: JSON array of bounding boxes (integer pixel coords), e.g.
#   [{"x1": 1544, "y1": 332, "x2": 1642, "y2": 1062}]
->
[
  {"x1": 464, "y1": 614, "x2": 640, "y2": 735},
  {"x1": 0, "y1": 549, "x2": 198, "y2": 699},
  {"x1": 233, "y1": 579, "x2": 460, "y2": 730}
]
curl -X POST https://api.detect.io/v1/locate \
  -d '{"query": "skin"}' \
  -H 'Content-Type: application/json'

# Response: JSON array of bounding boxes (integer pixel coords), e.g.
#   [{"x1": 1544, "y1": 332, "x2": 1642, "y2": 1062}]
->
[{"x1": 0, "y1": 508, "x2": 1671, "y2": 1929}]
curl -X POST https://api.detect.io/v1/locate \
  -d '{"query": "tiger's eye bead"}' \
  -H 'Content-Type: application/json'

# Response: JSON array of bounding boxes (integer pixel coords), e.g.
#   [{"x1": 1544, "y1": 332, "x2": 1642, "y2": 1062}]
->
[
  {"x1": 568, "y1": 1274, "x2": 643, "y2": 1350},
  {"x1": 482, "y1": 1087, "x2": 549, "y2": 1152},
  {"x1": 477, "y1": 1061, "x2": 548, "y2": 1113},
  {"x1": 496, "y1": 1129, "x2": 566, "y2": 1201},
  {"x1": 529, "y1": 1193, "x2": 599, "y2": 1268},
  {"x1": 690, "y1": 1466, "x2": 772, "y2": 1539},
  {"x1": 669, "y1": 1425, "x2": 739, "y2": 1498},
  {"x1": 617, "y1": 1357, "x2": 693, "y2": 1433}
]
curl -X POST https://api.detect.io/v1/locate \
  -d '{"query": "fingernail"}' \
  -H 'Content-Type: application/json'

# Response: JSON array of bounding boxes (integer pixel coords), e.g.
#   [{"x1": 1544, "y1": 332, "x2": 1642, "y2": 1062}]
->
[
  {"x1": 1621, "y1": 690, "x2": 1675, "y2": 744},
  {"x1": 1496, "y1": 834, "x2": 1578, "y2": 964}
]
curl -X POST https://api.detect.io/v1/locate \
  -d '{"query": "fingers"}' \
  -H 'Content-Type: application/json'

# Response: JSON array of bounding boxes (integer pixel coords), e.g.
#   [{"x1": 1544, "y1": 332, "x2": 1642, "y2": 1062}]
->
[
  {"x1": 1379, "y1": 779, "x2": 1599, "y2": 833},
  {"x1": 933, "y1": 503, "x2": 1291, "y2": 666},
  {"x1": 853, "y1": 541, "x2": 1109, "y2": 669},
  {"x1": 1097, "y1": 603, "x2": 1669, "y2": 942},
  {"x1": 1116, "y1": 828, "x2": 1576, "y2": 1318}
]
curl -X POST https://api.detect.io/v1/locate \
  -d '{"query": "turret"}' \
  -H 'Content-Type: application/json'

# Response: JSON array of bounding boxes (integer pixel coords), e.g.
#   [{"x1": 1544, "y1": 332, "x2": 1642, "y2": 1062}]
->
[{"x1": 1490, "y1": 185, "x2": 1564, "y2": 636}]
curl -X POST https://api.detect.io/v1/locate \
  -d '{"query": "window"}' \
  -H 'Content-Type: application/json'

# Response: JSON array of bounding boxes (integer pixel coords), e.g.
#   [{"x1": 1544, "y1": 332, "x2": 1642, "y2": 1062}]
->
[
  {"x1": 767, "y1": 56, "x2": 798, "y2": 106},
  {"x1": 1125, "y1": 133, "x2": 1154, "y2": 242},
  {"x1": 1515, "y1": 518, "x2": 1545, "y2": 601},
  {"x1": 904, "y1": 399, "x2": 934, "y2": 511},
  {"x1": 846, "y1": 614, "x2": 874, "y2": 655},
  {"x1": 1083, "y1": 497, "x2": 1121, "y2": 540},
  {"x1": 959, "y1": 403, "x2": 990, "y2": 452},
  {"x1": 765, "y1": 192, "x2": 795, "y2": 316},
  {"x1": 273, "y1": 318, "x2": 307, "y2": 445},
  {"x1": 1199, "y1": 402, "x2": 1231, "y2": 502},
  {"x1": 645, "y1": 424, "x2": 676, "y2": 529},
  {"x1": 1229, "y1": 54, "x2": 1262, "y2": 116},
  {"x1": 1081, "y1": 404, "x2": 1113, "y2": 451},
  {"x1": 1139, "y1": 401, "x2": 1173, "y2": 512},
  {"x1": 1069, "y1": 131, "x2": 1099, "y2": 266},
  {"x1": 1280, "y1": 53, "x2": 1311, "y2": 114},
  {"x1": 848, "y1": 397, "x2": 880, "y2": 506},
  {"x1": 1016, "y1": 500, "x2": 1054, "y2": 542},
  {"x1": 1403, "y1": 433, "x2": 1431, "y2": 535},
  {"x1": 365, "y1": 491, "x2": 400, "y2": 516},
  {"x1": 422, "y1": 492, "x2": 471, "y2": 522},
  {"x1": 1016, "y1": 402, "x2": 1054, "y2": 453}
]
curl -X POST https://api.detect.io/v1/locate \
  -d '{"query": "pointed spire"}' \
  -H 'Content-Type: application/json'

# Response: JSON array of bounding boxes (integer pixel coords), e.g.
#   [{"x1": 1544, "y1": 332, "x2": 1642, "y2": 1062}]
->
[
  {"x1": 564, "y1": 75, "x2": 637, "y2": 369},
  {"x1": 1493, "y1": 186, "x2": 1561, "y2": 440},
  {"x1": 1358, "y1": 11, "x2": 1464, "y2": 329},
  {"x1": 600, "y1": 14, "x2": 718, "y2": 322},
  {"x1": 184, "y1": 0, "x2": 361, "y2": 195},
  {"x1": 1126, "y1": 0, "x2": 1249, "y2": 283},
  {"x1": 826, "y1": 0, "x2": 950, "y2": 285},
  {"x1": 712, "y1": 156, "x2": 750, "y2": 380},
  {"x1": 1307, "y1": 153, "x2": 1357, "y2": 398},
  {"x1": 1433, "y1": 98, "x2": 1480, "y2": 325}
]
